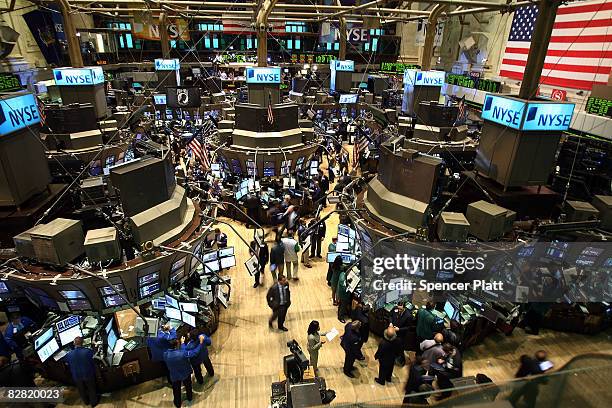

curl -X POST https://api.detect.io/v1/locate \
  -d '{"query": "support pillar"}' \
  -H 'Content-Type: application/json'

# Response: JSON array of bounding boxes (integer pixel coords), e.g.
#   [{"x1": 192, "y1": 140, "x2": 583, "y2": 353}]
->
[
  {"x1": 159, "y1": 12, "x2": 170, "y2": 59},
  {"x1": 337, "y1": 0, "x2": 347, "y2": 60},
  {"x1": 420, "y1": 4, "x2": 447, "y2": 71},
  {"x1": 257, "y1": 29, "x2": 267, "y2": 67},
  {"x1": 518, "y1": 0, "x2": 561, "y2": 99},
  {"x1": 57, "y1": 0, "x2": 83, "y2": 67}
]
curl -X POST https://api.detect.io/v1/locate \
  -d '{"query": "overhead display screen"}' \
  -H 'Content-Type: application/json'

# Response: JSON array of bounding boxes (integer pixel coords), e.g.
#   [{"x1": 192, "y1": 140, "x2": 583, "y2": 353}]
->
[
  {"x1": 403, "y1": 69, "x2": 445, "y2": 87},
  {"x1": 0, "y1": 93, "x2": 41, "y2": 136},
  {"x1": 153, "y1": 94, "x2": 167, "y2": 105},
  {"x1": 339, "y1": 94, "x2": 359, "y2": 104},
  {"x1": 0, "y1": 73, "x2": 22, "y2": 92},
  {"x1": 245, "y1": 67, "x2": 282, "y2": 84},
  {"x1": 585, "y1": 96, "x2": 612, "y2": 117},
  {"x1": 53, "y1": 67, "x2": 104, "y2": 86},
  {"x1": 481, "y1": 94, "x2": 575, "y2": 131},
  {"x1": 331, "y1": 60, "x2": 355, "y2": 72},
  {"x1": 154, "y1": 58, "x2": 180, "y2": 71}
]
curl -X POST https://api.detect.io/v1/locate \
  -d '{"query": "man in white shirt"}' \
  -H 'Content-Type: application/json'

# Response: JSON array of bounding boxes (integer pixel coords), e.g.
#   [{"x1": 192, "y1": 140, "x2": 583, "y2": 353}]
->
[{"x1": 281, "y1": 232, "x2": 300, "y2": 280}]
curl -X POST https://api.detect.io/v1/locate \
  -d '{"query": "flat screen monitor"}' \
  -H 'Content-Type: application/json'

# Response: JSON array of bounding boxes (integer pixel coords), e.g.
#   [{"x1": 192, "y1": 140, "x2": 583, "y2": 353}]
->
[
  {"x1": 37, "y1": 337, "x2": 59, "y2": 363},
  {"x1": 172, "y1": 257, "x2": 187, "y2": 273},
  {"x1": 231, "y1": 159, "x2": 242, "y2": 175},
  {"x1": 104, "y1": 319, "x2": 113, "y2": 334},
  {"x1": 166, "y1": 306, "x2": 181, "y2": 321},
  {"x1": 103, "y1": 294, "x2": 126, "y2": 308},
  {"x1": 436, "y1": 271, "x2": 455, "y2": 282},
  {"x1": 336, "y1": 241, "x2": 350, "y2": 252},
  {"x1": 107, "y1": 328, "x2": 118, "y2": 353},
  {"x1": 35, "y1": 327, "x2": 55, "y2": 350},
  {"x1": 180, "y1": 302, "x2": 198, "y2": 313},
  {"x1": 444, "y1": 301, "x2": 458, "y2": 320},
  {"x1": 219, "y1": 247, "x2": 234, "y2": 257},
  {"x1": 182, "y1": 312, "x2": 196, "y2": 328},
  {"x1": 59, "y1": 290, "x2": 85, "y2": 300},
  {"x1": 211, "y1": 163, "x2": 220, "y2": 171},
  {"x1": 339, "y1": 94, "x2": 358, "y2": 104},
  {"x1": 310, "y1": 167, "x2": 319, "y2": 176},
  {"x1": 165, "y1": 294, "x2": 179, "y2": 309},
  {"x1": 152, "y1": 298, "x2": 166, "y2": 310},
  {"x1": 310, "y1": 160, "x2": 319, "y2": 169},
  {"x1": 99, "y1": 284, "x2": 124, "y2": 296},
  {"x1": 153, "y1": 94, "x2": 166, "y2": 105},
  {"x1": 204, "y1": 260, "x2": 220, "y2": 272},
  {"x1": 0, "y1": 281, "x2": 8, "y2": 294},
  {"x1": 296, "y1": 157, "x2": 305, "y2": 170},
  {"x1": 264, "y1": 163, "x2": 275, "y2": 177},
  {"x1": 202, "y1": 251, "x2": 219, "y2": 262},
  {"x1": 139, "y1": 282, "x2": 160, "y2": 298},
  {"x1": 220, "y1": 256, "x2": 236, "y2": 269},
  {"x1": 58, "y1": 325, "x2": 83, "y2": 346}
]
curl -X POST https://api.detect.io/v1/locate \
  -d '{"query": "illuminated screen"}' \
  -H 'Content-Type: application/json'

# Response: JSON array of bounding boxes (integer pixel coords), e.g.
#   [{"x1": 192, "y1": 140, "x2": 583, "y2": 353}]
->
[
  {"x1": 166, "y1": 306, "x2": 181, "y2": 320},
  {"x1": 103, "y1": 294, "x2": 126, "y2": 308},
  {"x1": 60, "y1": 290, "x2": 85, "y2": 300},
  {"x1": 99, "y1": 284, "x2": 124, "y2": 296},
  {"x1": 339, "y1": 94, "x2": 358, "y2": 104},
  {"x1": 165, "y1": 294, "x2": 179, "y2": 309},
  {"x1": 153, "y1": 94, "x2": 167, "y2": 105},
  {"x1": 264, "y1": 161, "x2": 275, "y2": 177},
  {"x1": 58, "y1": 325, "x2": 83, "y2": 346},
  {"x1": 152, "y1": 298, "x2": 166, "y2": 310},
  {"x1": 180, "y1": 302, "x2": 198, "y2": 313},
  {"x1": 107, "y1": 328, "x2": 118, "y2": 353},
  {"x1": 139, "y1": 268, "x2": 161, "y2": 298},
  {"x1": 202, "y1": 251, "x2": 218, "y2": 262},
  {"x1": 172, "y1": 257, "x2": 187, "y2": 273},
  {"x1": 204, "y1": 260, "x2": 220, "y2": 272},
  {"x1": 67, "y1": 299, "x2": 91, "y2": 311},
  {"x1": 220, "y1": 256, "x2": 236, "y2": 269},
  {"x1": 37, "y1": 337, "x2": 59, "y2": 362},
  {"x1": 219, "y1": 247, "x2": 234, "y2": 257},
  {"x1": 444, "y1": 301, "x2": 458, "y2": 320},
  {"x1": 0, "y1": 281, "x2": 9, "y2": 294},
  {"x1": 35, "y1": 327, "x2": 55, "y2": 350},
  {"x1": 182, "y1": 312, "x2": 196, "y2": 327}
]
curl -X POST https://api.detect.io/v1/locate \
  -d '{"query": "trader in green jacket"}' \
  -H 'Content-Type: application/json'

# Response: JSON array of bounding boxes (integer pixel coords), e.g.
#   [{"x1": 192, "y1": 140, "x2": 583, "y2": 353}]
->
[
  {"x1": 337, "y1": 268, "x2": 352, "y2": 323},
  {"x1": 416, "y1": 302, "x2": 437, "y2": 342}
]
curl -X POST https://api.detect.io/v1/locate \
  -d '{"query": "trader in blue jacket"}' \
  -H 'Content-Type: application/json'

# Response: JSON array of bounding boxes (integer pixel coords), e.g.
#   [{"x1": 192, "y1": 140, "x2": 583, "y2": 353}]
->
[
  {"x1": 146, "y1": 324, "x2": 177, "y2": 383},
  {"x1": 65, "y1": 336, "x2": 98, "y2": 406},
  {"x1": 164, "y1": 334, "x2": 205, "y2": 408},
  {"x1": 184, "y1": 330, "x2": 214, "y2": 384},
  {"x1": 4, "y1": 312, "x2": 36, "y2": 360}
]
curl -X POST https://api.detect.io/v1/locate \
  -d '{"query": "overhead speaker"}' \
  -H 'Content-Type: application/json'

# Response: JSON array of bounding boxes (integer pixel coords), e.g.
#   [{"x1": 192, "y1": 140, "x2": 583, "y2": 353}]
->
[{"x1": 0, "y1": 21, "x2": 19, "y2": 59}]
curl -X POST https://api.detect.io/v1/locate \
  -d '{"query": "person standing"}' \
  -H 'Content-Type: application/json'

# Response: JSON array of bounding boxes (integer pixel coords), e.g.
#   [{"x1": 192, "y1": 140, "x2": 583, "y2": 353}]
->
[
  {"x1": 65, "y1": 336, "x2": 98, "y2": 407},
  {"x1": 164, "y1": 335, "x2": 205, "y2": 408},
  {"x1": 336, "y1": 265, "x2": 351, "y2": 323},
  {"x1": 297, "y1": 219, "x2": 312, "y2": 268},
  {"x1": 147, "y1": 324, "x2": 175, "y2": 384},
  {"x1": 328, "y1": 255, "x2": 343, "y2": 306},
  {"x1": 184, "y1": 330, "x2": 214, "y2": 384},
  {"x1": 375, "y1": 326, "x2": 401, "y2": 385},
  {"x1": 4, "y1": 312, "x2": 36, "y2": 360},
  {"x1": 309, "y1": 217, "x2": 326, "y2": 259},
  {"x1": 267, "y1": 275, "x2": 291, "y2": 332},
  {"x1": 306, "y1": 321, "x2": 327, "y2": 374},
  {"x1": 351, "y1": 302, "x2": 370, "y2": 359},
  {"x1": 244, "y1": 193, "x2": 262, "y2": 228},
  {"x1": 281, "y1": 232, "x2": 300, "y2": 280},
  {"x1": 416, "y1": 302, "x2": 437, "y2": 342},
  {"x1": 250, "y1": 233, "x2": 269, "y2": 288},
  {"x1": 391, "y1": 302, "x2": 414, "y2": 364},
  {"x1": 340, "y1": 320, "x2": 362, "y2": 378},
  {"x1": 269, "y1": 238, "x2": 285, "y2": 280},
  {"x1": 403, "y1": 356, "x2": 431, "y2": 404}
]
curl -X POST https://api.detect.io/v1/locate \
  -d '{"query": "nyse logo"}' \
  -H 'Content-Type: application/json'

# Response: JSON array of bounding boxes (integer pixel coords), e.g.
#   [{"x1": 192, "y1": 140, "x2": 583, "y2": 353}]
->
[
  {"x1": 525, "y1": 106, "x2": 572, "y2": 128},
  {"x1": 0, "y1": 95, "x2": 40, "y2": 135},
  {"x1": 483, "y1": 96, "x2": 524, "y2": 128}
]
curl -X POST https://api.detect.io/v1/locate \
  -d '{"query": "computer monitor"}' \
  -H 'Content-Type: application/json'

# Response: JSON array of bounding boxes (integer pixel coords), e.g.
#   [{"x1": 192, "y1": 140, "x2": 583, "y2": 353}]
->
[
  {"x1": 153, "y1": 94, "x2": 167, "y2": 105},
  {"x1": 202, "y1": 251, "x2": 218, "y2": 262},
  {"x1": 165, "y1": 294, "x2": 179, "y2": 309},
  {"x1": 310, "y1": 160, "x2": 319, "y2": 169},
  {"x1": 152, "y1": 298, "x2": 166, "y2": 310},
  {"x1": 103, "y1": 294, "x2": 125, "y2": 308},
  {"x1": 135, "y1": 317, "x2": 159, "y2": 336},
  {"x1": 0, "y1": 281, "x2": 8, "y2": 294},
  {"x1": 204, "y1": 260, "x2": 220, "y2": 272},
  {"x1": 219, "y1": 247, "x2": 234, "y2": 257},
  {"x1": 166, "y1": 306, "x2": 181, "y2": 321},
  {"x1": 220, "y1": 256, "x2": 236, "y2": 269},
  {"x1": 444, "y1": 301, "x2": 459, "y2": 320},
  {"x1": 37, "y1": 337, "x2": 59, "y2": 363},
  {"x1": 56, "y1": 316, "x2": 83, "y2": 346},
  {"x1": 107, "y1": 327, "x2": 118, "y2": 353},
  {"x1": 182, "y1": 312, "x2": 196, "y2": 328},
  {"x1": 336, "y1": 241, "x2": 350, "y2": 252},
  {"x1": 339, "y1": 94, "x2": 358, "y2": 104},
  {"x1": 211, "y1": 163, "x2": 220, "y2": 171},
  {"x1": 264, "y1": 166, "x2": 275, "y2": 177},
  {"x1": 35, "y1": 327, "x2": 55, "y2": 350},
  {"x1": 310, "y1": 167, "x2": 319, "y2": 176},
  {"x1": 179, "y1": 302, "x2": 198, "y2": 313}
]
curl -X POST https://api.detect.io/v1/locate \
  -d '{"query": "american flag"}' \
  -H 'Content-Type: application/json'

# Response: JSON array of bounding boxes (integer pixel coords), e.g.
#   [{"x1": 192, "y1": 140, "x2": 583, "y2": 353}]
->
[
  {"x1": 188, "y1": 137, "x2": 211, "y2": 169},
  {"x1": 499, "y1": 0, "x2": 612, "y2": 91},
  {"x1": 36, "y1": 96, "x2": 46, "y2": 127},
  {"x1": 352, "y1": 134, "x2": 369, "y2": 166},
  {"x1": 267, "y1": 92, "x2": 274, "y2": 125},
  {"x1": 454, "y1": 96, "x2": 467, "y2": 126}
]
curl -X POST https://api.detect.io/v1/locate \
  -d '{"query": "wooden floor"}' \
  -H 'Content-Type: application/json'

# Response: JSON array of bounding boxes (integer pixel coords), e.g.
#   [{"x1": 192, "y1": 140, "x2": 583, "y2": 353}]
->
[{"x1": 53, "y1": 158, "x2": 612, "y2": 407}]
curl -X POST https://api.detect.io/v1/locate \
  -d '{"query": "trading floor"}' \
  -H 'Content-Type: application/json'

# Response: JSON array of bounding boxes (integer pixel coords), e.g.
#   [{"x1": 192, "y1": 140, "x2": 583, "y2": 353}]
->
[{"x1": 50, "y1": 155, "x2": 612, "y2": 408}]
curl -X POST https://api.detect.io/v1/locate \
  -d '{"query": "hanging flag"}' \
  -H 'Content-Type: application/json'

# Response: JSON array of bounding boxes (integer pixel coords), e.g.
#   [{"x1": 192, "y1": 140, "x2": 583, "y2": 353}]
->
[
  {"x1": 454, "y1": 96, "x2": 467, "y2": 126},
  {"x1": 201, "y1": 142, "x2": 211, "y2": 169},
  {"x1": 267, "y1": 92, "x2": 274, "y2": 125},
  {"x1": 353, "y1": 134, "x2": 369, "y2": 165},
  {"x1": 188, "y1": 137, "x2": 205, "y2": 164},
  {"x1": 500, "y1": 0, "x2": 612, "y2": 91},
  {"x1": 36, "y1": 96, "x2": 47, "y2": 127}
]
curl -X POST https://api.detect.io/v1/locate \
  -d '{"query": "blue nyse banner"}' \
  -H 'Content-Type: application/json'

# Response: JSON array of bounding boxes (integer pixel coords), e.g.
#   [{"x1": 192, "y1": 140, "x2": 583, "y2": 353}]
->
[
  {"x1": 481, "y1": 94, "x2": 526, "y2": 130},
  {"x1": 523, "y1": 102, "x2": 575, "y2": 131},
  {"x1": 154, "y1": 58, "x2": 180, "y2": 71},
  {"x1": 403, "y1": 69, "x2": 445, "y2": 87},
  {"x1": 53, "y1": 67, "x2": 104, "y2": 86},
  {"x1": 481, "y1": 94, "x2": 575, "y2": 131},
  {"x1": 331, "y1": 60, "x2": 355, "y2": 72},
  {"x1": 245, "y1": 67, "x2": 282, "y2": 84},
  {"x1": 0, "y1": 93, "x2": 40, "y2": 136}
]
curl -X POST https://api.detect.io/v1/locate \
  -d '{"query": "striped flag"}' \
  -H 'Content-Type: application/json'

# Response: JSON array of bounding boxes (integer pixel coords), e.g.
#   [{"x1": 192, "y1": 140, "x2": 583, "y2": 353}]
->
[
  {"x1": 267, "y1": 93, "x2": 274, "y2": 125},
  {"x1": 36, "y1": 96, "x2": 46, "y2": 127},
  {"x1": 188, "y1": 137, "x2": 211, "y2": 169},
  {"x1": 353, "y1": 134, "x2": 369, "y2": 165},
  {"x1": 499, "y1": 0, "x2": 612, "y2": 91},
  {"x1": 454, "y1": 96, "x2": 467, "y2": 126}
]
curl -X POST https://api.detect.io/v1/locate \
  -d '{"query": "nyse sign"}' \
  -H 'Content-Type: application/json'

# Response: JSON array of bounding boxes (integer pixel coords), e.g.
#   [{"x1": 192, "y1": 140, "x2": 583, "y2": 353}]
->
[
  {"x1": 331, "y1": 60, "x2": 354, "y2": 72},
  {"x1": 245, "y1": 67, "x2": 282, "y2": 84},
  {"x1": 403, "y1": 69, "x2": 445, "y2": 87},
  {"x1": 155, "y1": 59, "x2": 180, "y2": 71},
  {"x1": 53, "y1": 67, "x2": 105, "y2": 86},
  {"x1": 481, "y1": 94, "x2": 574, "y2": 131},
  {"x1": 0, "y1": 93, "x2": 40, "y2": 136}
]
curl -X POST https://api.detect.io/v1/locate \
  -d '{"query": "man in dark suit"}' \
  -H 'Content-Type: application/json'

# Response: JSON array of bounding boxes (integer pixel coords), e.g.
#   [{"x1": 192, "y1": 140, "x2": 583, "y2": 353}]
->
[
  {"x1": 184, "y1": 330, "x2": 213, "y2": 384},
  {"x1": 391, "y1": 302, "x2": 414, "y2": 363},
  {"x1": 309, "y1": 217, "x2": 326, "y2": 259},
  {"x1": 340, "y1": 320, "x2": 362, "y2": 378},
  {"x1": 267, "y1": 275, "x2": 291, "y2": 332},
  {"x1": 244, "y1": 194, "x2": 262, "y2": 228},
  {"x1": 164, "y1": 335, "x2": 205, "y2": 408},
  {"x1": 269, "y1": 238, "x2": 285, "y2": 280},
  {"x1": 250, "y1": 234, "x2": 269, "y2": 288},
  {"x1": 351, "y1": 302, "x2": 370, "y2": 360},
  {"x1": 65, "y1": 336, "x2": 98, "y2": 407},
  {"x1": 375, "y1": 326, "x2": 401, "y2": 385}
]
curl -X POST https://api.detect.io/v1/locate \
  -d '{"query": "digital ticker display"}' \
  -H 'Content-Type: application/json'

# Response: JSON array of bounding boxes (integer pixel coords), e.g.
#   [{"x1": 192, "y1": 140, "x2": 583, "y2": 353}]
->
[
  {"x1": 585, "y1": 97, "x2": 612, "y2": 118},
  {"x1": 445, "y1": 73, "x2": 501, "y2": 93},
  {"x1": 0, "y1": 73, "x2": 22, "y2": 93}
]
